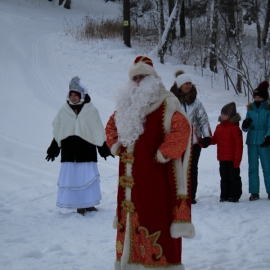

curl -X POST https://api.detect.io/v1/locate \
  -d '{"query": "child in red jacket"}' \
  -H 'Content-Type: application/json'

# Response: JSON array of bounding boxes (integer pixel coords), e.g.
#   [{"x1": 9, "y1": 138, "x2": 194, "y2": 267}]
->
[{"x1": 211, "y1": 102, "x2": 243, "y2": 202}]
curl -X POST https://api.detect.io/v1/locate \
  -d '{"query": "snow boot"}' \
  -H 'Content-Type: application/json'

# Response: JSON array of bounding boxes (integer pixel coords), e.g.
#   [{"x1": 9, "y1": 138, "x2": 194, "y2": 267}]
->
[
  {"x1": 249, "y1": 193, "x2": 260, "y2": 201},
  {"x1": 64, "y1": 0, "x2": 71, "y2": 9},
  {"x1": 228, "y1": 197, "x2": 239, "y2": 203},
  {"x1": 220, "y1": 198, "x2": 228, "y2": 202},
  {"x1": 77, "y1": 208, "x2": 86, "y2": 216},
  {"x1": 86, "y1": 206, "x2": 98, "y2": 212}
]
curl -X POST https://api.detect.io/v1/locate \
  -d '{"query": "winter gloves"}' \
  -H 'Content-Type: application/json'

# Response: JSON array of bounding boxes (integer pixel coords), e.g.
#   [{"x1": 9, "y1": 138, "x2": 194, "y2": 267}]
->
[
  {"x1": 260, "y1": 136, "x2": 270, "y2": 147},
  {"x1": 242, "y1": 118, "x2": 252, "y2": 129},
  {"x1": 98, "y1": 142, "x2": 115, "y2": 160},
  {"x1": 46, "y1": 154, "x2": 55, "y2": 162},
  {"x1": 199, "y1": 137, "x2": 211, "y2": 148}
]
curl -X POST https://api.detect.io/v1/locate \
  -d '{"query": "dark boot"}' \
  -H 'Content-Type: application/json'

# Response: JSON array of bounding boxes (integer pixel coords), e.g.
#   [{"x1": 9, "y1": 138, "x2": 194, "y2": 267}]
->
[
  {"x1": 220, "y1": 197, "x2": 228, "y2": 202},
  {"x1": 59, "y1": 0, "x2": 64, "y2": 5},
  {"x1": 77, "y1": 208, "x2": 86, "y2": 216},
  {"x1": 249, "y1": 193, "x2": 260, "y2": 201},
  {"x1": 85, "y1": 206, "x2": 98, "y2": 212},
  {"x1": 228, "y1": 197, "x2": 239, "y2": 203},
  {"x1": 64, "y1": 0, "x2": 71, "y2": 9},
  {"x1": 191, "y1": 199, "x2": 197, "y2": 204},
  {"x1": 268, "y1": 194, "x2": 270, "y2": 200}
]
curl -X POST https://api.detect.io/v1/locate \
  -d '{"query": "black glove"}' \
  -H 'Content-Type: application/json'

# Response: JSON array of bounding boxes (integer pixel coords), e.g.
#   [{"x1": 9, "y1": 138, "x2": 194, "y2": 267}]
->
[
  {"x1": 200, "y1": 137, "x2": 211, "y2": 148},
  {"x1": 103, "y1": 153, "x2": 115, "y2": 161},
  {"x1": 242, "y1": 118, "x2": 252, "y2": 129},
  {"x1": 260, "y1": 136, "x2": 270, "y2": 147},
  {"x1": 46, "y1": 154, "x2": 55, "y2": 162}
]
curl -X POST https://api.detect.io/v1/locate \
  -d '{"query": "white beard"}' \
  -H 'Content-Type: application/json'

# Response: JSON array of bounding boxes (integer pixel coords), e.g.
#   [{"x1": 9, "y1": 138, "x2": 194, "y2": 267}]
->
[{"x1": 115, "y1": 75, "x2": 161, "y2": 147}]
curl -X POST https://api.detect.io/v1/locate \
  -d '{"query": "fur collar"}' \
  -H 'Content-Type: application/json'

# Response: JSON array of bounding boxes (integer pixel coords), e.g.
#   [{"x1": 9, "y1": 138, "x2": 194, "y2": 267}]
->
[
  {"x1": 218, "y1": 113, "x2": 241, "y2": 123},
  {"x1": 170, "y1": 83, "x2": 197, "y2": 105}
]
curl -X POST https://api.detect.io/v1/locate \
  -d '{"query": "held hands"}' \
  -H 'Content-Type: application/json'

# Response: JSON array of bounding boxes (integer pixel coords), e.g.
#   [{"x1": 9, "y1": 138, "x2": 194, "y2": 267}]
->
[
  {"x1": 242, "y1": 118, "x2": 252, "y2": 129},
  {"x1": 260, "y1": 136, "x2": 270, "y2": 147},
  {"x1": 45, "y1": 154, "x2": 55, "y2": 162},
  {"x1": 199, "y1": 137, "x2": 211, "y2": 148}
]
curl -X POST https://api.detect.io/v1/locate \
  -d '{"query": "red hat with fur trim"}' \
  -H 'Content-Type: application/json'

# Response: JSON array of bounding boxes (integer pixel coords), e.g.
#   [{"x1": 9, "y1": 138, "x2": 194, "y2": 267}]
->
[
  {"x1": 128, "y1": 56, "x2": 159, "y2": 79},
  {"x1": 253, "y1": 81, "x2": 269, "y2": 100}
]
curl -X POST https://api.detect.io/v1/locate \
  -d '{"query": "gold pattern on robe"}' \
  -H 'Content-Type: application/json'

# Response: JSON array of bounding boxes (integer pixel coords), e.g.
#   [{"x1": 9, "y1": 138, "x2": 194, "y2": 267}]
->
[
  {"x1": 119, "y1": 175, "x2": 135, "y2": 189},
  {"x1": 120, "y1": 151, "x2": 135, "y2": 164},
  {"x1": 121, "y1": 200, "x2": 135, "y2": 213},
  {"x1": 159, "y1": 111, "x2": 190, "y2": 160},
  {"x1": 173, "y1": 200, "x2": 191, "y2": 223}
]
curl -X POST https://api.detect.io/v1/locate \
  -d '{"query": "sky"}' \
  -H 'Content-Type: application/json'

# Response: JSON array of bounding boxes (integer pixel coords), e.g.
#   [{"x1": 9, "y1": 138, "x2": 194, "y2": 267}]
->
[{"x1": 0, "y1": 1, "x2": 270, "y2": 270}]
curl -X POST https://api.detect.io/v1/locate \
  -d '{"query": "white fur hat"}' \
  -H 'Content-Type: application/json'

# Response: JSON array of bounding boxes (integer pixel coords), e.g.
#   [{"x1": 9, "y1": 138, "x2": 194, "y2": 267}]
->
[
  {"x1": 128, "y1": 56, "x2": 159, "y2": 79},
  {"x1": 176, "y1": 74, "x2": 192, "y2": 88}
]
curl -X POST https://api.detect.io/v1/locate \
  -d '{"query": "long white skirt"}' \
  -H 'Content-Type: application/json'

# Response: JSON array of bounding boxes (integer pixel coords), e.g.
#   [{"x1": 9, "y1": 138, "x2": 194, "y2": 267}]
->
[{"x1": 56, "y1": 162, "x2": 101, "y2": 209}]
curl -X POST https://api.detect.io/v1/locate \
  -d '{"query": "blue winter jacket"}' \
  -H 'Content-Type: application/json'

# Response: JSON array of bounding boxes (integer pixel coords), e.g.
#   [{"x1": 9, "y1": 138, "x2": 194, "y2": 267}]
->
[{"x1": 242, "y1": 100, "x2": 270, "y2": 145}]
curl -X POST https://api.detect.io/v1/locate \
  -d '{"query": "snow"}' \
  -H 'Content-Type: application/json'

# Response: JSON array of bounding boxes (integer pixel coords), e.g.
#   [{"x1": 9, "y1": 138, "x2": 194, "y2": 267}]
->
[{"x1": 0, "y1": 1, "x2": 269, "y2": 270}]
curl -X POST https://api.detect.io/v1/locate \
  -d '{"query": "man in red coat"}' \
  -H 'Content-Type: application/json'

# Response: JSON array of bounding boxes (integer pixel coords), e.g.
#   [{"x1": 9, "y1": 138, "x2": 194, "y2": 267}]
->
[
  {"x1": 211, "y1": 102, "x2": 243, "y2": 202},
  {"x1": 105, "y1": 56, "x2": 195, "y2": 270}
]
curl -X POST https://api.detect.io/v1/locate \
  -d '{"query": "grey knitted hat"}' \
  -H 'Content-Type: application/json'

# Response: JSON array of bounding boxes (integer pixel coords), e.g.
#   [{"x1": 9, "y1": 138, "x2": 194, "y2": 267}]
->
[{"x1": 67, "y1": 76, "x2": 88, "y2": 102}]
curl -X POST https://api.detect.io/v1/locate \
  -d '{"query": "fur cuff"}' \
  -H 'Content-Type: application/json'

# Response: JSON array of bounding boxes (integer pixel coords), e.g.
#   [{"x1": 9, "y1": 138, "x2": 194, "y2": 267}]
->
[
  {"x1": 111, "y1": 142, "x2": 121, "y2": 156},
  {"x1": 156, "y1": 149, "x2": 171, "y2": 163},
  {"x1": 113, "y1": 216, "x2": 118, "y2": 229},
  {"x1": 170, "y1": 222, "x2": 196, "y2": 239}
]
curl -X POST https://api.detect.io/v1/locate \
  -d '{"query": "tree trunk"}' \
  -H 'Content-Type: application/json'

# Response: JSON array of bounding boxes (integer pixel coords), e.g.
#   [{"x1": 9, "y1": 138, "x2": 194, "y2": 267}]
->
[
  {"x1": 202, "y1": 0, "x2": 212, "y2": 68},
  {"x1": 180, "y1": 0, "x2": 186, "y2": 38},
  {"x1": 168, "y1": 0, "x2": 177, "y2": 40},
  {"x1": 236, "y1": 0, "x2": 243, "y2": 93},
  {"x1": 123, "y1": 0, "x2": 131, "y2": 47},
  {"x1": 262, "y1": 0, "x2": 270, "y2": 46},
  {"x1": 255, "y1": 0, "x2": 261, "y2": 48},
  {"x1": 157, "y1": 0, "x2": 165, "y2": 63},
  {"x1": 156, "y1": 0, "x2": 183, "y2": 63},
  {"x1": 188, "y1": 0, "x2": 193, "y2": 46},
  {"x1": 209, "y1": 0, "x2": 220, "y2": 73},
  {"x1": 227, "y1": 0, "x2": 236, "y2": 38}
]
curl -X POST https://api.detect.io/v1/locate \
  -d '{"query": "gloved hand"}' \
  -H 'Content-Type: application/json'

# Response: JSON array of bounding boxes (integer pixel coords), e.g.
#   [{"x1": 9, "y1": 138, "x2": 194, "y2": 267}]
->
[
  {"x1": 199, "y1": 137, "x2": 211, "y2": 148},
  {"x1": 46, "y1": 155, "x2": 55, "y2": 162},
  {"x1": 233, "y1": 160, "x2": 241, "y2": 168},
  {"x1": 260, "y1": 136, "x2": 270, "y2": 147},
  {"x1": 242, "y1": 118, "x2": 252, "y2": 129},
  {"x1": 104, "y1": 153, "x2": 115, "y2": 161}
]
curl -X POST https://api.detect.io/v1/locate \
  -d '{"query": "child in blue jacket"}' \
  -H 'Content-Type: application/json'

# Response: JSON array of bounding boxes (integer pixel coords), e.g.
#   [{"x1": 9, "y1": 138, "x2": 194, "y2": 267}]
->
[{"x1": 242, "y1": 81, "x2": 270, "y2": 201}]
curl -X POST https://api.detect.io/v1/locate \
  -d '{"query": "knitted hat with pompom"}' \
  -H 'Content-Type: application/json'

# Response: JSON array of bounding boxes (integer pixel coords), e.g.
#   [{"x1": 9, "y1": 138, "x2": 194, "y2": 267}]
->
[
  {"x1": 253, "y1": 81, "x2": 269, "y2": 100},
  {"x1": 175, "y1": 70, "x2": 193, "y2": 89}
]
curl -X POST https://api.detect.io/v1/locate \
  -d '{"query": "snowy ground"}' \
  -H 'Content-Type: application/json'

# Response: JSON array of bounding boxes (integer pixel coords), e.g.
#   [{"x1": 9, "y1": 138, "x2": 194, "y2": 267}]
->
[{"x1": 0, "y1": 1, "x2": 270, "y2": 270}]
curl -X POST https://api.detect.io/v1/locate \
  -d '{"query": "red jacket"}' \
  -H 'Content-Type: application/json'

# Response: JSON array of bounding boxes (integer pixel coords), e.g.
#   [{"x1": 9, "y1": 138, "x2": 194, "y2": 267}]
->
[{"x1": 211, "y1": 114, "x2": 243, "y2": 167}]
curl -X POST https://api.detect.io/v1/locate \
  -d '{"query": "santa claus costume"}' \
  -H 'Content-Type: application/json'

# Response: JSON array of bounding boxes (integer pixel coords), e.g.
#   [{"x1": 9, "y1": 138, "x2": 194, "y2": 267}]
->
[{"x1": 106, "y1": 56, "x2": 195, "y2": 270}]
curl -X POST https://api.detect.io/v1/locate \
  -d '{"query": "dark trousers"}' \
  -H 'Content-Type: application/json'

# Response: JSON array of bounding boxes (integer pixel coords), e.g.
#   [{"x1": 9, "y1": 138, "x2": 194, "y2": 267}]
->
[
  {"x1": 191, "y1": 144, "x2": 202, "y2": 200},
  {"x1": 219, "y1": 161, "x2": 242, "y2": 199}
]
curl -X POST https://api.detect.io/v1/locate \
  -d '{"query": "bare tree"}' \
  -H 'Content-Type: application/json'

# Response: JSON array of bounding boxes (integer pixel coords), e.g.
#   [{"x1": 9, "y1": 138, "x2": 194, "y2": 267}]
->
[
  {"x1": 255, "y1": 0, "x2": 262, "y2": 48},
  {"x1": 202, "y1": 0, "x2": 212, "y2": 68},
  {"x1": 156, "y1": 0, "x2": 183, "y2": 63},
  {"x1": 235, "y1": 0, "x2": 244, "y2": 93},
  {"x1": 262, "y1": 0, "x2": 270, "y2": 46},
  {"x1": 209, "y1": 0, "x2": 220, "y2": 73},
  {"x1": 179, "y1": 0, "x2": 186, "y2": 38}
]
